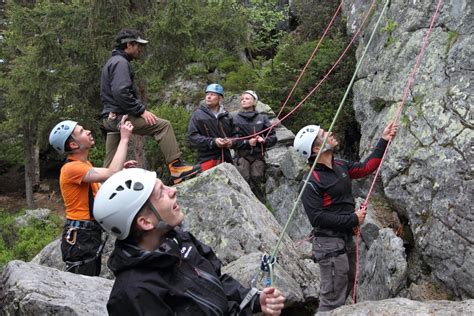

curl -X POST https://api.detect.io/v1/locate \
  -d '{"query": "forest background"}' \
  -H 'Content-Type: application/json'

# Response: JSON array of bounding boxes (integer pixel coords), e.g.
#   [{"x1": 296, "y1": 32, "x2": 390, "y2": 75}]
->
[{"x1": 0, "y1": 0, "x2": 358, "y2": 266}]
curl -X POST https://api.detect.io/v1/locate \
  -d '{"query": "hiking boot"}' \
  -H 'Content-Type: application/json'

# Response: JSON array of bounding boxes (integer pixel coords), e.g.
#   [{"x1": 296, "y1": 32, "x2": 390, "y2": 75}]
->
[{"x1": 168, "y1": 159, "x2": 201, "y2": 184}]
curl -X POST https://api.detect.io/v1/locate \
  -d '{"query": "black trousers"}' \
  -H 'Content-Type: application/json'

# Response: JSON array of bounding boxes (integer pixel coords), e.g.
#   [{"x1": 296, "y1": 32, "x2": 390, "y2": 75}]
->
[{"x1": 61, "y1": 223, "x2": 103, "y2": 276}]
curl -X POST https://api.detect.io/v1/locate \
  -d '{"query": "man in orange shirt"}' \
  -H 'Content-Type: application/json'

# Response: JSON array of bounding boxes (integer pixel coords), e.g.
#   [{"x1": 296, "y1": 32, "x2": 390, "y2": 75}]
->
[{"x1": 49, "y1": 115, "x2": 135, "y2": 276}]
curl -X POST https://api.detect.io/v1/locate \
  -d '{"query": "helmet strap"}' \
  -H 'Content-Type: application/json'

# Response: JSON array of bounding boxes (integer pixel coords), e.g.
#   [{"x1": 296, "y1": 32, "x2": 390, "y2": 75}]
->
[
  {"x1": 146, "y1": 200, "x2": 174, "y2": 231},
  {"x1": 69, "y1": 136, "x2": 84, "y2": 152}
]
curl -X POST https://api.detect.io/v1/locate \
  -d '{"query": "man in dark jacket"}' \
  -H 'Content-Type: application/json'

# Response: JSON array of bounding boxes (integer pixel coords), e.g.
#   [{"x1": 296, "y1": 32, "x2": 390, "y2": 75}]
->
[
  {"x1": 100, "y1": 28, "x2": 200, "y2": 184},
  {"x1": 93, "y1": 168, "x2": 285, "y2": 315},
  {"x1": 294, "y1": 122, "x2": 397, "y2": 312},
  {"x1": 187, "y1": 83, "x2": 245, "y2": 171},
  {"x1": 233, "y1": 90, "x2": 277, "y2": 202}
]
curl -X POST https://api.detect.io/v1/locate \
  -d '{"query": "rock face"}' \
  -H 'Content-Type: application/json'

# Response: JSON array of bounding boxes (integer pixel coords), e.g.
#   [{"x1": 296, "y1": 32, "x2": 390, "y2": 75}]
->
[
  {"x1": 177, "y1": 163, "x2": 320, "y2": 306},
  {"x1": 358, "y1": 229, "x2": 407, "y2": 301},
  {"x1": 14, "y1": 208, "x2": 51, "y2": 227},
  {"x1": 324, "y1": 297, "x2": 474, "y2": 316},
  {"x1": 0, "y1": 260, "x2": 113, "y2": 315},
  {"x1": 343, "y1": 0, "x2": 473, "y2": 299}
]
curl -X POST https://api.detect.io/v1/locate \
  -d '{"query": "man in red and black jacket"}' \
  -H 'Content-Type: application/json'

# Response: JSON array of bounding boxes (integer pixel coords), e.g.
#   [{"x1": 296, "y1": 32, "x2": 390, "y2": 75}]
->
[{"x1": 294, "y1": 122, "x2": 397, "y2": 312}]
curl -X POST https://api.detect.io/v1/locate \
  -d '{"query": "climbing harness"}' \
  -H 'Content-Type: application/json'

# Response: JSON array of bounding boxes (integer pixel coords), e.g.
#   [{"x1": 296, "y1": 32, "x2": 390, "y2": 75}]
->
[{"x1": 65, "y1": 233, "x2": 109, "y2": 273}]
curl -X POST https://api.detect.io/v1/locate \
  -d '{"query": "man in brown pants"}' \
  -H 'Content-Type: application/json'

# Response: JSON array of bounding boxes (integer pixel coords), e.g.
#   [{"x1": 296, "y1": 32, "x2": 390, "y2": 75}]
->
[{"x1": 100, "y1": 28, "x2": 200, "y2": 184}]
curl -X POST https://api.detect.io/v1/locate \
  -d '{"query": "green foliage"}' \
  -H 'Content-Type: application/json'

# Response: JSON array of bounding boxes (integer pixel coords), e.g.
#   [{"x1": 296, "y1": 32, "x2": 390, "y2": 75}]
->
[
  {"x1": 381, "y1": 19, "x2": 398, "y2": 33},
  {"x1": 183, "y1": 63, "x2": 209, "y2": 79},
  {"x1": 381, "y1": 19, "x2": 398, "y2": 47},
  {"x1": 223, "y1": 63, "x2": 260, "y2": 93},
  {"x1": 0, "y1": 210, "x2": 62, "y2": 268},
  {"x1": 370, "y1": 98, "x2": 388, "y2": 113},
  {"x1": 246, "y1": 0, "x2": 287, "y2": 59},
  {"x1": 264, "y1": 202, "x2": 275, "y2": 214},
  {"x1": 256, "y1": 34, "x2": 356, "y2": 139},
  {"x1": 88, "y1": 136, "x2": 107, "y2": 168},
  {"x1": 145, "y1": 105, "x2": 196, "y2": 182},
  {"x1": 445, "y1": 30, "x2": 459, "y2": 55},
  {"x1": 292, "y1": 0, "x2": 346, "y2": 40},
  {"x1": 218, "y1": 57, "x2": 242, "y2": 74}
]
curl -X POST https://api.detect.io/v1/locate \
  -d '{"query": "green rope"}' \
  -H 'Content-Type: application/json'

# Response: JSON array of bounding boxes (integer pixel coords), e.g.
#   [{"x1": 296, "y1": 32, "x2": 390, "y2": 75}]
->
[{"x1": 266, "y1": 0, "x2": 391, "y2": 286}]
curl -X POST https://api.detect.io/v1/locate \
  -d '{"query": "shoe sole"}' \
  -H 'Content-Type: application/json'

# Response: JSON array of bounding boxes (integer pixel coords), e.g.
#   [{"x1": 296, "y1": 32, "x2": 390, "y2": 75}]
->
[{"x1": 172, "y1": 169, "x2": 201, "y2": 185}]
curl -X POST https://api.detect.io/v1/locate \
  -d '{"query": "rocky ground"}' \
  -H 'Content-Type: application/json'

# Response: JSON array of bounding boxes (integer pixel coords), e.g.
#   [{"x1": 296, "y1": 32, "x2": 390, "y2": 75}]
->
[{"x1": 0, "y1": 165, "x2": 64, "y2": 214}]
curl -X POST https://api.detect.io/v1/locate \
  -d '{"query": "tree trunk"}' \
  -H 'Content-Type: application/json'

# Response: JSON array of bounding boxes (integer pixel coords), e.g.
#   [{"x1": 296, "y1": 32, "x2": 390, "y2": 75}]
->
[{"x1": 23, "y1": 121, "x2": 38, "y2": 209}]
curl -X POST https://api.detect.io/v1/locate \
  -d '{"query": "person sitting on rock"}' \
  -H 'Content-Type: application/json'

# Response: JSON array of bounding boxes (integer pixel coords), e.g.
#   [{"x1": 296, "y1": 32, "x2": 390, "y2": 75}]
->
[
  {"x1": 233, "y1": 90, "x2": 277, "y2": 202},
  {"x1": 187, "y1": 83, "x2": 245, "y2": 171},
  {"x1": 100, "y1": 28, "x2": 201, "y2": 184},
  {"x1": 93, "y1": 168, "x2": 286, "y2": 315},
  {"x1": 293, "y1": 121, "x2": 398, "y2": 312},
  {"x1": 49, "y1": 116, "x2": 136, "y2": 276}
]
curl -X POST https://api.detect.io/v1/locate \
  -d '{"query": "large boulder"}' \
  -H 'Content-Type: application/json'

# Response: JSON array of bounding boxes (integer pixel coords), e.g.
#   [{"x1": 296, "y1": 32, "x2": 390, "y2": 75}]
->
[
  {"x1": 177, "y1": 163, "x2": 320, "y2": 306},
  {"x1": 0, "y1": 260, "x2": 112, "y2": 315},
  {"x1": 14, "y1": 208, "x2": 51, "y2": 227},
  {"x1": 357, "y1": 229, "x2": 407, "y2": 301},
  {"x1": 265, "y1": 146, "x2": 312, "y2": 241},
  {"x1": 323, "y1": 297, "x2": 474, "y2": 315},
  {"x1": 343, "y1": 0, "x2": 474, "y2": 298}
]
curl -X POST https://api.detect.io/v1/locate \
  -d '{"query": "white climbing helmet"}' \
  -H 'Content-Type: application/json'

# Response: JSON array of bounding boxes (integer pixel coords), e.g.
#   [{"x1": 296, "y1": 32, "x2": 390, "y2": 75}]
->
[
  {"x1": 293, "y1": 125, "x2": 320, "y2": 159},
  {"x1": 243, "y1": 90, "x2": 258, "y2": 104},
  {"x1": 93, "y1": 168, "x2": 157, "y2": 240},
  {"x1": 49, "y1": 120, "x2": 78, "y2": 154}
]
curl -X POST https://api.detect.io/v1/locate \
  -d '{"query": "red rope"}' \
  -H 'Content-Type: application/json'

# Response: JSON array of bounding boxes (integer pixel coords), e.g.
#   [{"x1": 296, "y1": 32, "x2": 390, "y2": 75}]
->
[
  {"x1": 265, "y1": 0, "x2": 344, "y2": 139},
  {"x1": 232, "y1": 0, "x2": 377, "y2": 142},
  {"x1": 351, "y1": 0, "x2": 443, "y2": 303}
]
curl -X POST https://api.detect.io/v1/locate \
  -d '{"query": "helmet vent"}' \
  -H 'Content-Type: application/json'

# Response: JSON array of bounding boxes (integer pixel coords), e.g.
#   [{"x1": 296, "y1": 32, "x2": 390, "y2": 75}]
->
[
  {"x1": 111, "y1": 227, "x2": 122, "y2": 234},
  {"x1": 116, "y1": 185, "x2": 124, "y2": 191},
  {"x1": 125, "y1": 180, "x2": 132, "y2": 189},
  {"x1": 133, "y1": 182, "x2": 144, "y2": 191},
  {"x1": 109, "y1": 193, "x2": 117, "y2": 200}
]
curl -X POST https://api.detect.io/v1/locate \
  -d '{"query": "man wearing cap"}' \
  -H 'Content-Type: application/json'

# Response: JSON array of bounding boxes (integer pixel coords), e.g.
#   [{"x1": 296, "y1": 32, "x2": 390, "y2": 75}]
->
[
  {"x1": 49, "y1": 116, "x2": 135, "y2": 276},
  {"x1": 233, "y1": 90, "x2": 277, "y2": 202},
  {"x1": 187, "y1": 83, "x2": 245, "y2": 171},
  {"x1": 100, "y1": 28, "x2": 200, "y2": 184}
]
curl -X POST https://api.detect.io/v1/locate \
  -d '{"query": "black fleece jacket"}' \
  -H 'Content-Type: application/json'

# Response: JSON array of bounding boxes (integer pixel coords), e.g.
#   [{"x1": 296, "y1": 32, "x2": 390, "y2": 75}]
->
[
  {"x1": 100, "y1": 49, "x2": 145, "y2": 118},
  {"x1": 187, "y1": 105, "x2": 245, "y2": 163},
  {"x1": 107, "y1": 228, "x2": 261, "y2": 316},
  {"x1": 300, "y1": 138, "x2": 389, "y2": 238},
  {"x1": 232, "y1": 111, "x2": 277, "y2": 159}
]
